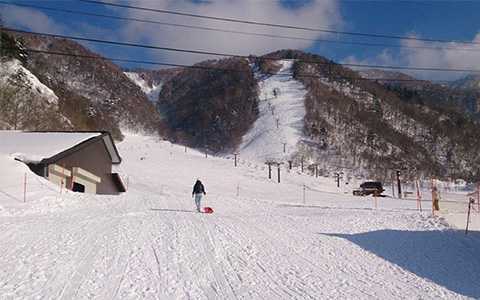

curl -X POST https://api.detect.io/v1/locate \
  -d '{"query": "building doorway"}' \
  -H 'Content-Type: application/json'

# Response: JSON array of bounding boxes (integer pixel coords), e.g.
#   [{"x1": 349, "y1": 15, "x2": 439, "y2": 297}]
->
[{"x1": 72, "y1": 182, "x2": 85, "y2": 193}]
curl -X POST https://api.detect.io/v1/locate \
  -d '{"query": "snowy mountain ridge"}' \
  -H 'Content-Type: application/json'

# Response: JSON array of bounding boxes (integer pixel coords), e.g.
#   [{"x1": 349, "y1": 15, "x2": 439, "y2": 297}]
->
[
  {"x1": 0, "y1": 58, "x2": 70, "y2": 130},
  {"x1": 0, "y1": 59, "x2": 59, "y2": 104},
  {"x1": 0, "y1": 31, "x2": 162, "y2": 138}
]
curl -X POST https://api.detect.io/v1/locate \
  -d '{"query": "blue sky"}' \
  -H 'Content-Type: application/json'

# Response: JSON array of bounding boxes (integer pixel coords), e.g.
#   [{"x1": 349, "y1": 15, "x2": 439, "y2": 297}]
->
[
  {"x1": 325, "y1": 1, "x2": 480, "y2": 62},
  {"x1": 2, "y1": 0, "x2": 480, "y2": 80}
]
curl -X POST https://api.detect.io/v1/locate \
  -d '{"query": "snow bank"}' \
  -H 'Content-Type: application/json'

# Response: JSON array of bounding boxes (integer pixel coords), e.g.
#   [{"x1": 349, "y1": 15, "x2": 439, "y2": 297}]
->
[{"x1": 0, "y1": 131, "x2": 101, "y2": 163}]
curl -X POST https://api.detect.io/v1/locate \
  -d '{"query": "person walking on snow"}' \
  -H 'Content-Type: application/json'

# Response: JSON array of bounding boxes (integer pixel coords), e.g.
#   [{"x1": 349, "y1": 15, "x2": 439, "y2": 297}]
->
[{"x1": 192, "y1": 179, "x2": 206, "y2": 212}]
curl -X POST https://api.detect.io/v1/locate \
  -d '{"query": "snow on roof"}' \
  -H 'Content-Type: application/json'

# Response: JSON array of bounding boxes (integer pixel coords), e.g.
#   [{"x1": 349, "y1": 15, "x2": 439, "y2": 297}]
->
[{"x1": 0, "y1": 131, "x2": 102, "y2": 163}]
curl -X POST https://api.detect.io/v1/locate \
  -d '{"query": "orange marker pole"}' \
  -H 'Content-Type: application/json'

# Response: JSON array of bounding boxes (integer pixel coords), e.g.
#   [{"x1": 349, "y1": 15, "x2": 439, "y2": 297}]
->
[
  {"x1": 60, "y1": 165, "x2": 65, "y2": 195},
  {"x1": 477, "y1": 182, "x2": 480, "y2": 212},
  {"x1": 431, "y1": 178, "x2": 435, "y2": 216},
  {"x1": 416, "y1": 179, "x2": 422, "y2": 212}
]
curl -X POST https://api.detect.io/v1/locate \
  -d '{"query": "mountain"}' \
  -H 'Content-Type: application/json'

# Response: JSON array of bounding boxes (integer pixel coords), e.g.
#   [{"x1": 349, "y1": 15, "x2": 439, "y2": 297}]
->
[
  {"x1": 451, "y1": 74, "x2": 480, "y2": 90},
  {"x1": 358, "y1": 69, "x2": 431, "y2": 89},
  {"x1": 0, "y1": 31, "x2": 161, "y2": 139},
  {"x1": 359, "y1": 69, "x2": 480, "y2": 116},
  {"x1": 284, "y1": 49, "x2": 480, "y2": 181},
  {"x1": 124, "y1": 68, "x2": 181, "y2": 102},
  {"x1": 155, "y1": 49, "x2": 480, "y2": 181},
  {"x1": 157, "y1": 58, "x2": 258, "y2": 152},
  {"x1": 3, "y1": 32, "x2": 480, "y2": 181},
  {"x1": 0, "y1": 32, "x2": 69, "y2": 131},
  {"x1": 0, "y1": 58, "x2": 70, "y2": 131}
]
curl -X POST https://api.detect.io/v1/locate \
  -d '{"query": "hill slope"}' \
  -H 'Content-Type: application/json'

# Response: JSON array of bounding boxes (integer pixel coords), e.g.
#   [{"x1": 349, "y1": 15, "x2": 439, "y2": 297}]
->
[
  {"x1": 0, "y1": 133, "x2": 479, "y2": 299},
  {"x1": 1, "y1": 31, "x2": 161, "y2": 138},
  {"x1": 157, "y1": 58, "x2": 258, "y2": 152},
  {"x1": 239, "y1": 60, "x2": 307, "y2": 161},
  {"x1": 152, "y1": 49, "x2": 480, "y2": 181}
]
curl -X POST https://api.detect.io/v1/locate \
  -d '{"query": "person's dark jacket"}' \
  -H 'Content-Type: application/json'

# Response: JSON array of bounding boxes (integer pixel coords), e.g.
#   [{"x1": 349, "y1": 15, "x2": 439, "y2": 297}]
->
[{"x1": 192, "y1": 180, "x2": 206, "y2": 196}]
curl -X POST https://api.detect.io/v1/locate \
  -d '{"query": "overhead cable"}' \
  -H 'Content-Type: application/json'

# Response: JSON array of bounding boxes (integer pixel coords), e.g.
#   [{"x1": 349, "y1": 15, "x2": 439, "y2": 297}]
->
[
  {"x1": 0, "y1": 1, "x2": 478, "y2": 52},
  {"x1": 4, "y1": 28, "x2": 480, "y2": 74},
  {"x1": 79, "y1": 0, "x2": 480, "y2": 46},
  {"x1": 16, "y1": 47, "x2": 449, "y2": 84}
]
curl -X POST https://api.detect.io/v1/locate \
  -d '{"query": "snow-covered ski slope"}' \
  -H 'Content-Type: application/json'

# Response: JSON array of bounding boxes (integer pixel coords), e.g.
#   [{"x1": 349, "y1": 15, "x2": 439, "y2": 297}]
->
[
  {"x1": 1, "y1": 134, "x2": 480, "y2": 299},
  {"x1": 239, "y1": 60, "x2": 306, "y2": 162},
  {"x1": 124, "y1": 72, "x2": 162, "y2": 103}
]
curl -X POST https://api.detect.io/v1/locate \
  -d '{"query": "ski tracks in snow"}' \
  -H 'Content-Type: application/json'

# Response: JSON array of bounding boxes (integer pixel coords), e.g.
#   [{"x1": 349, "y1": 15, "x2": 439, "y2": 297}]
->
[{"x1": 1, "y1": 136, "x2": 478, "y2": 299}]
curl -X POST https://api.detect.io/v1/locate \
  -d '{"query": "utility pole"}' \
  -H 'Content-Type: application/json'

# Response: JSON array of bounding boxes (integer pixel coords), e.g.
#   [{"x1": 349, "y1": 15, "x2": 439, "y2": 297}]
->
[
  {"x1": 265, "y1": 161, "x2": 274, "y2": 179},
  {"x1": 391, "y1": 173, "x2": 396, "y2": 198},
  {"x1": 301, "y1": 156, "x2": 304, "y2": 172},
  {"x1": 234, "y1": 153, "x2": 238, "y2": 167},
  {"x1": 311, "y1": 163, "x2": 319, "y2": 178},
  {"x1": 283, "y1": 143, "x2": 286, "y2": 153},
  {"x1": 303, "y1": 184, "x2": 306, "y2": 204},
  {"x1": 276, "y1": 162, "x2": 283, "y2": 183},
  {"x1": 276, "y1": 118, "x2": 279, "y2": 129},
  {"x1": 335, "y1": 172, "x2": 343, "y2": 188},
  {"x1": 288, "y1": 160, "x2": 292, "y2": 170},
  {"x1": 396, "y1": 170, "x2": 402, "y2": 199}
]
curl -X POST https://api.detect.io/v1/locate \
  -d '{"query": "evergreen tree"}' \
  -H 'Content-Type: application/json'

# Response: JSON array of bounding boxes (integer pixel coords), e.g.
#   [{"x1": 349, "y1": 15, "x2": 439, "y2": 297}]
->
[{"x1": 1, "y1": 30, "x2": 28, "y2": 64}]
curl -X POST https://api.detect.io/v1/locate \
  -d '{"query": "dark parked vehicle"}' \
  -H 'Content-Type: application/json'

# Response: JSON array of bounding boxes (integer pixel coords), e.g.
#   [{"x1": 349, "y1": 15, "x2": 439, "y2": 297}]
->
[{"x1": 353, "y1": 181, "x2": 385, "y2": 196}]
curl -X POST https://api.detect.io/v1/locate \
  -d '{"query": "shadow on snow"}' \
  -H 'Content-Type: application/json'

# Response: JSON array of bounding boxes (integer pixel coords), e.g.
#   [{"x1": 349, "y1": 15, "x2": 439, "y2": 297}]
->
[
  {"x1": 150, "y1": 208, "x2": 197, "y2": 213},
  {"x1": 322, "y1": 229, "x2": 480, "y2": 298}
]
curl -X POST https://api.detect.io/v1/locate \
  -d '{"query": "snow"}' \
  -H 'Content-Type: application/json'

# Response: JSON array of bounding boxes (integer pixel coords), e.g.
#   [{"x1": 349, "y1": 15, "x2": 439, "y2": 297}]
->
[
  {"x1": 0, "y1": 133, "x2": 479, "y2": 299},
  {"x1": 239, "y1": 60, "x2": 307, "y2": 162},
  {"x1": 0, "y1": 131, "x2": 101, "y2": 163},
  {"x1": 124, "y1": 72, "x2": 162, "y2": 102},
  {"x1": 0, "y1": 59, "x2": 58, "y2": 104}
]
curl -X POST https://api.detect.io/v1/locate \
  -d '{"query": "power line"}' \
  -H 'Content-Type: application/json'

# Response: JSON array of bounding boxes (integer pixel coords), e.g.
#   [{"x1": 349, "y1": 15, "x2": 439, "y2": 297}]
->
[
  {"x1": 16, "y1": 47, "x2": 449, "y2": 83},
  {"x1": 80, "y1": 0, "x2": 480, "y2": 46},
  {"x1": 4, "y1": 27, "x2": 480, "y2": 74},
  {"x1": 1, "y1": 1, "x2": 478, "y2": 53}
]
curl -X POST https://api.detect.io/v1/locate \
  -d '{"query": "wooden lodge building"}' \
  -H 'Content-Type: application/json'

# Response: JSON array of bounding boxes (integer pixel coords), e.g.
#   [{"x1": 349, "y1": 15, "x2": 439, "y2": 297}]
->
[{"x1": 0, "y1": 131, "x2": 126, "y2": 195}]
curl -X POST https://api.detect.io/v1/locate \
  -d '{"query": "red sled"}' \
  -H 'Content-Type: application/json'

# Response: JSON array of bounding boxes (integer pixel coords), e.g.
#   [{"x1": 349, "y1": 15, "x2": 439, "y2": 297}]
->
[{"x1": 203, "y1": 207, "x2": 214, "y2": 214}]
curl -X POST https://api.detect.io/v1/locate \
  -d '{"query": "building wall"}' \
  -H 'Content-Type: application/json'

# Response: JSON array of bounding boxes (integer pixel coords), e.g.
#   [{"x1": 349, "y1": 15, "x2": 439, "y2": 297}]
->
[{"x1": 53, "y1": 140, "x2": 119, "y2": 195}]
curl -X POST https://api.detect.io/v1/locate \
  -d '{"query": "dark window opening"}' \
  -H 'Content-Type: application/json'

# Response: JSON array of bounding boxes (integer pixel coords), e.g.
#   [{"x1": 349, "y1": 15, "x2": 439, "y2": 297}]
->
[{"x1": 72, "y1": 182, "x2": 85, "y2": 193}]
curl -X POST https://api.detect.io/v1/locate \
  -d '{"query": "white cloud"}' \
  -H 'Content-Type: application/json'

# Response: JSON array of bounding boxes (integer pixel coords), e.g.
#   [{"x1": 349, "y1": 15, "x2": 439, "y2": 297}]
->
[
  {"x1": 1, "y1": 1, "x2": 343, "y2": 68},
  {"x1": 2, "y1": 6, "x2": 65, "y2": 34},
  {"x1": 117, "y1": 0, "x2": 342, "y2": 65},
  {"x1": 342, "y1": 33, "x2": 480, "y2": 81}
]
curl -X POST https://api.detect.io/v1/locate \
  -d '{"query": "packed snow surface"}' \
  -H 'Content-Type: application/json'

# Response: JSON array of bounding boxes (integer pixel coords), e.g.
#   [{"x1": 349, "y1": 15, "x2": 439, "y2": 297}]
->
[
  {"x1": 0, "y1": 134, "x2": 479, "y2": 299},
  {"x1": 239, "y1": 60, "x2": 307, "y2": 162},
  {"x1": 124, "y1": 72, "x2": 162, "y2": 102},
  {"x1": 0, "y1": 59, "x2": 58, "y2": 104},
  {"x1": 0, "y1": 131, "x2": 101, "y2": 163}
]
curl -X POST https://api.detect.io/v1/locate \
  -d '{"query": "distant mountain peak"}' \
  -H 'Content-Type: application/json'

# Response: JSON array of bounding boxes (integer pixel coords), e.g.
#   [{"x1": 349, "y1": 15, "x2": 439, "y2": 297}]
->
[{"x1": 451, "y1": 74, "x2": 480, "y2": 90}]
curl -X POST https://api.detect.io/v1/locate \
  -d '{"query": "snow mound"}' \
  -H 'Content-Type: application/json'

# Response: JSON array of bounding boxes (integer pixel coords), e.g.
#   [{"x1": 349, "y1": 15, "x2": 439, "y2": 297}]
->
[{"x1": 239, "y1": 60, "x2": 307, "y2": 162}]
